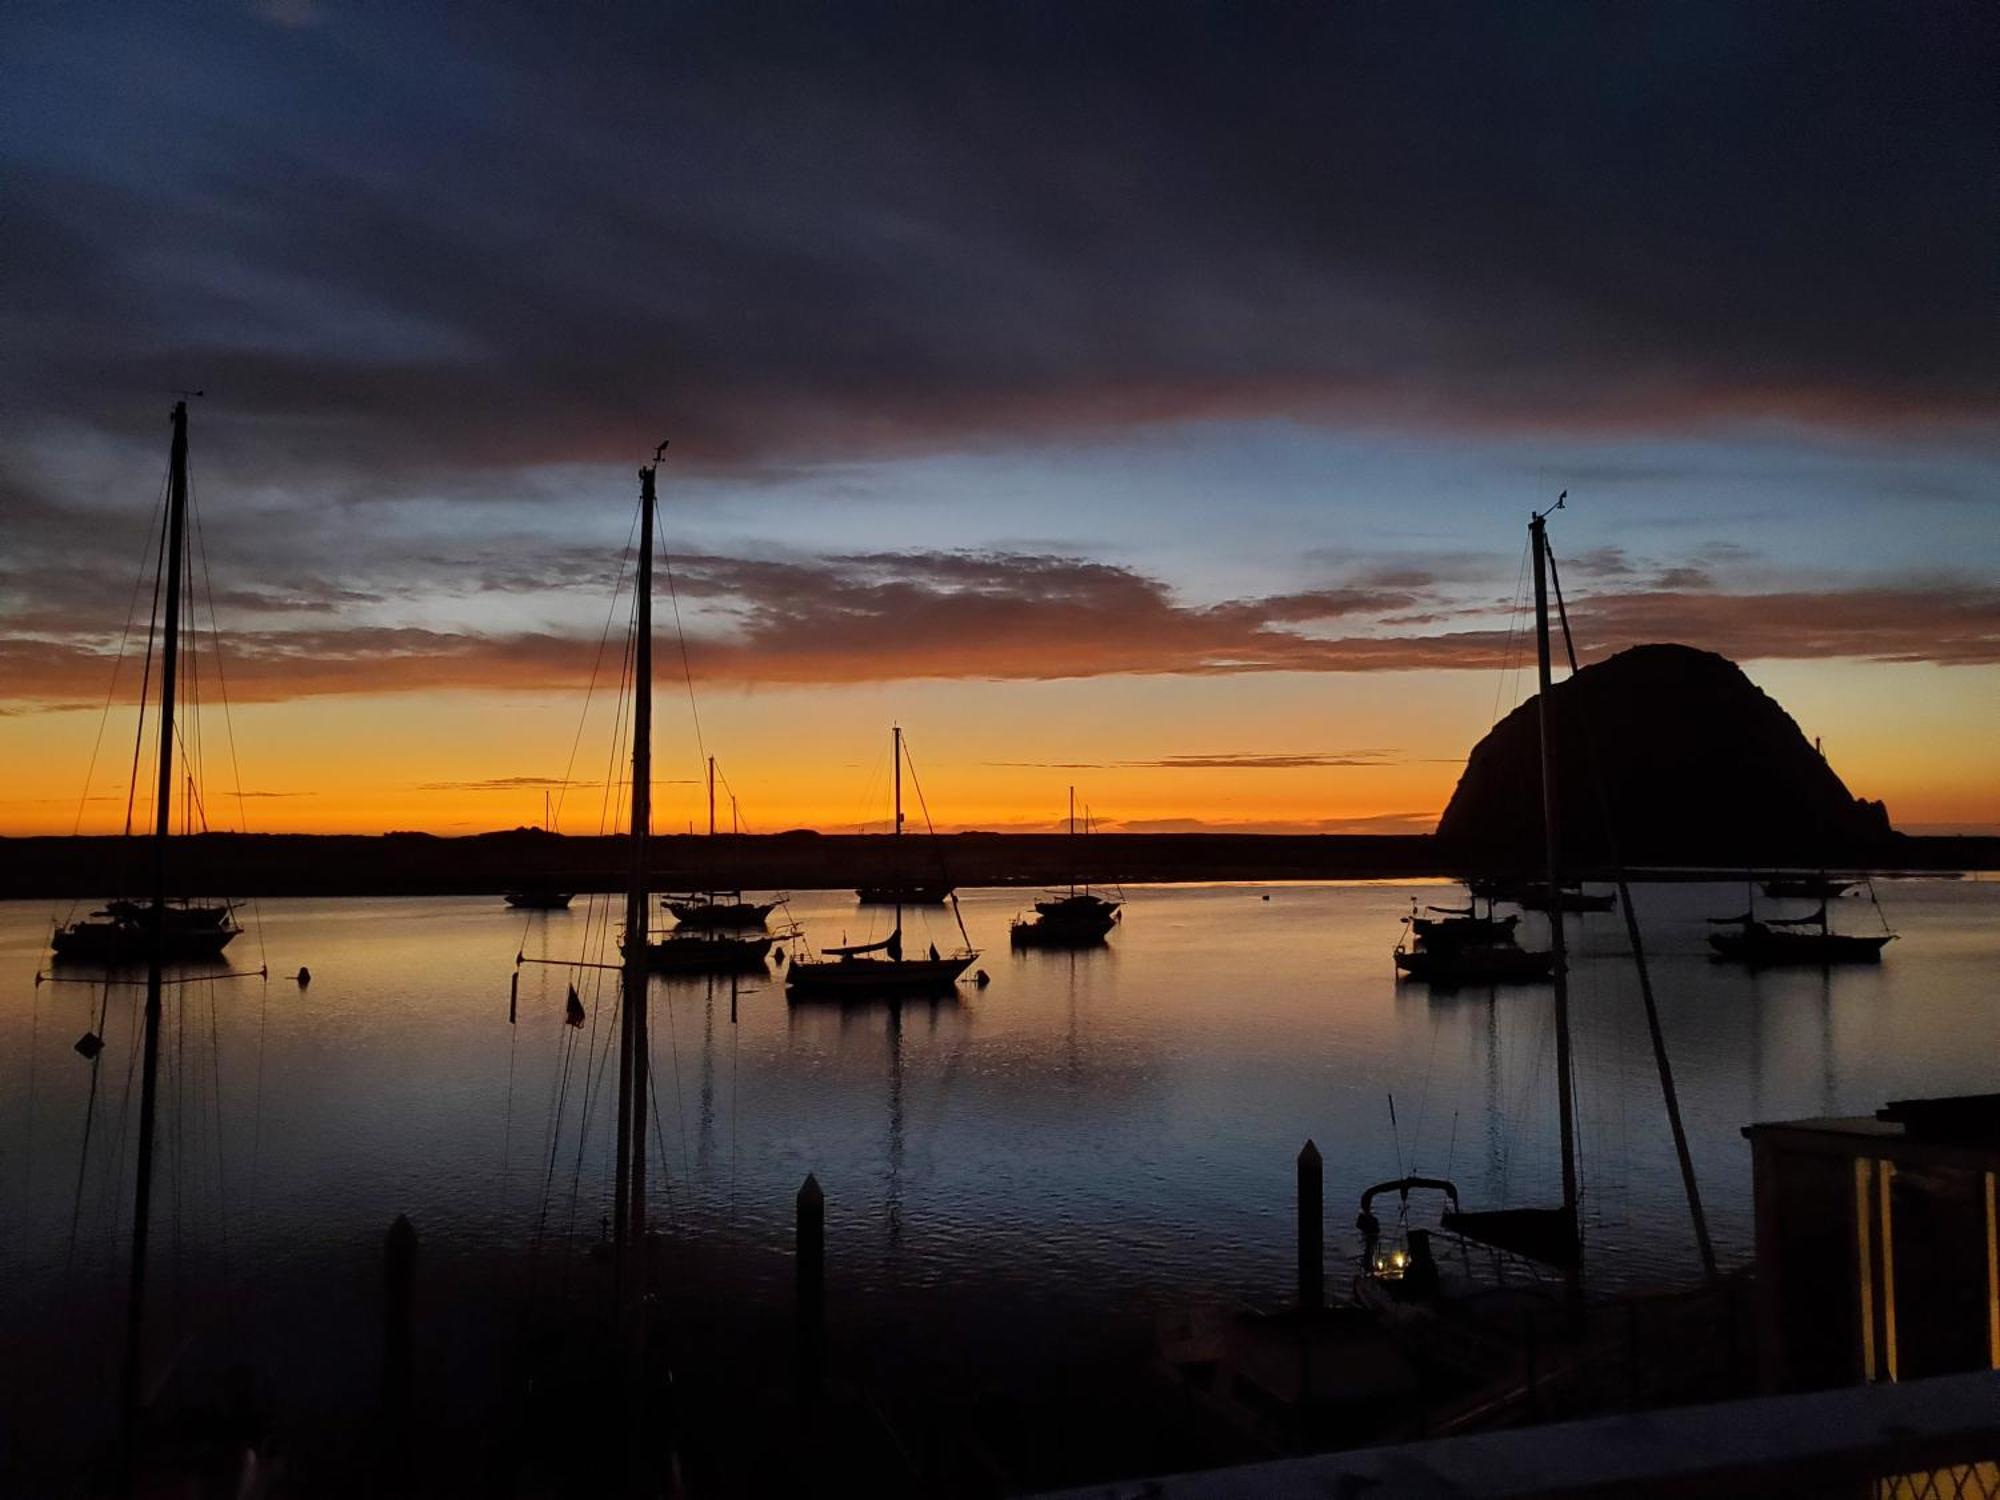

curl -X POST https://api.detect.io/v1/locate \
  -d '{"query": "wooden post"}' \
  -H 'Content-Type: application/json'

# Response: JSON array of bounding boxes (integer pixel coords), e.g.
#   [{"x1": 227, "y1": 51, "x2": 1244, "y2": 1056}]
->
[
  {"x1": 1298, "y1": 1140, "x2": 1323, "y2": 1312},
  {"x1": 383, "y1": 1214, "x2": 417, "y2": 1480},
  {"x1": 797, "y1": 1174, "x2": 825, "y2": 1404}
]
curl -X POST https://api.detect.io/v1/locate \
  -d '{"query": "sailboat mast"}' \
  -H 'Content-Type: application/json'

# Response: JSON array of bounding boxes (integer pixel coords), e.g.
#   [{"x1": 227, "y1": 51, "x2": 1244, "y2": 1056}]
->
[
  {"x1": 1530, "y1": 509, "x2": 1580, "y2": 1302},
  {"x1": 893, "y1": 725, "x2": 903, "y2": 947},
  {"x1": 707, "y1": 756, "x2": 716, "y2": 839},
  {"x1": 614, "y1": 456, "x2": 659, "y2": 1281},
  {"x1": 123, "y1": 399, "x2": 189, "y2": 1447},
  {"x1": 1068, "y1": 785, "x2": 1077, "y2": 896}
]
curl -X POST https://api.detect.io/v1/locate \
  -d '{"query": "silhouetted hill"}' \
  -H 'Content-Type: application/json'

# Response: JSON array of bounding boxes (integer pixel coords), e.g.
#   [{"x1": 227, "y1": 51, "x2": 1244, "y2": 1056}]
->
[{"x1": 1437, "y1": 643, "x2": 1894, "y2": 866}]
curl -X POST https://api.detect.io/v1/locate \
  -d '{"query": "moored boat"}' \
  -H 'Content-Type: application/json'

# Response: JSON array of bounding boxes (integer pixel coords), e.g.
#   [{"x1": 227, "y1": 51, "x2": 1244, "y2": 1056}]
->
[
  {"x1": 1011, "y1": 789, "x2": 1122, "y2": 947},
  {"x1": 629, "y1": 929, "x2": 774, "y2": 973},
  {"x1": 665, "y1": 890, "x2": 778, "y2": 928},
  {"x1": 52, "y1": 902, "x2": 240, "y2": 964},
  {"x1": 1706, "y1": 908, "x2": 1893, "y2": 966}
]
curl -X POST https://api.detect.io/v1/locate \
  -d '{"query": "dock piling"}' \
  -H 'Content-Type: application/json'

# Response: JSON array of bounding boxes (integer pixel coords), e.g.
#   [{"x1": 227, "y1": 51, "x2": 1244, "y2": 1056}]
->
[{"x1": 1298, "y1": 1140, "x2": 1323, "y2": 1312}]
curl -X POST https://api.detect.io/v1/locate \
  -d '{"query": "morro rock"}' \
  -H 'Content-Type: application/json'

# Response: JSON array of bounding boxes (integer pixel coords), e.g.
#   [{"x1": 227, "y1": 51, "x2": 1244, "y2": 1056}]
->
[{"x1": 1436, "y1": 644, "x2": 1892, "y2": 867}]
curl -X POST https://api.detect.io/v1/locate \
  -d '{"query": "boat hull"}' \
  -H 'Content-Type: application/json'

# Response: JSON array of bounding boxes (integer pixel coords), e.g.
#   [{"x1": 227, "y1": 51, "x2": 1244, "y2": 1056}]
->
[
  {"x1": 666, "y1": 898, "x2": 776, "y2": 929},
  {"x1": 504, "y1": 891, "x2": 574, "y2": 910},
  {"x1": 786, "y1": 954, "x2": 975, "y2": 996},
  {"x1": 1010, "y1": 914, "x2": 1116, "y2": 947},
  {"x1": 1708, "y1": 931, "x2": 1891, "y2": 966},
  {"x1": 1393, "y1": 947, "x2": 1554, "y2": 987},
  {"x1": 855, "y1": 884, "x2": 954, "y2": 905},
  {"x1": 51, "y1": 921, "x2": 239, "y2": 965},
  {"x1": 632, "y1": 934, "x2": 773, "y2": 973}
]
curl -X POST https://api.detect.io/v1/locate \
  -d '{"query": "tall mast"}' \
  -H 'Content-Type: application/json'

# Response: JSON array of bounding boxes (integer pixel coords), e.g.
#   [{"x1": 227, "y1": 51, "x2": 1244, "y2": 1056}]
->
[
  {"x1": 892, "y1": 725, "x2": 903, "y2": 948},
  {"x1": 1068, "y1": 785, "x2": 1077, "y2": 896},
  {"x1": 123, "y1": 399, "x2": 189, "y2": 1454},
  {"x1": 1531, "y1": 506, "x2": 1581, "y2": 1307},
  {"x1": 615, "y1": 451, "x2": 660, "y2": 1292},
  {"x1": 707, "y1": 756, "x2": 716, "y2": 840}
]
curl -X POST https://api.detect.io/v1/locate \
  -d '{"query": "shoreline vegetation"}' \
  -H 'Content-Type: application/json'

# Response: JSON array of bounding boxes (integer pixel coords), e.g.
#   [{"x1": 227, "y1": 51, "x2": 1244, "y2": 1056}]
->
[{"x1": 4, "y1": 829, "x2": 1992, "y2": 901}]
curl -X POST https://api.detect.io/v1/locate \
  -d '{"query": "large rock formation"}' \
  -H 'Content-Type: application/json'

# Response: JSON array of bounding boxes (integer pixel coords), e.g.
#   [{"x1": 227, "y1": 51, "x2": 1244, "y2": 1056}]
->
[{"x1": 1437, "y1": 644, "x2": 1892, "y2": 866}]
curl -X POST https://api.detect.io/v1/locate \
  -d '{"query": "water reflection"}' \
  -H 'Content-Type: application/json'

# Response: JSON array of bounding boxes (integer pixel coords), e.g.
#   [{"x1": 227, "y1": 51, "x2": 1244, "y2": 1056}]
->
[{"x1": 2, "y1": 879, "x2": 1996, "y2": 1465}]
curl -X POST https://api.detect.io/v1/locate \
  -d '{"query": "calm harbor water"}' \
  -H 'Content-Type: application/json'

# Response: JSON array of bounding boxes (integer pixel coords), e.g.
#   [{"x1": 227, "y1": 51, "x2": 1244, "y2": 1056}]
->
[{"x1": 1, "y1": 877, "x2": 1995, "y2": 1473}]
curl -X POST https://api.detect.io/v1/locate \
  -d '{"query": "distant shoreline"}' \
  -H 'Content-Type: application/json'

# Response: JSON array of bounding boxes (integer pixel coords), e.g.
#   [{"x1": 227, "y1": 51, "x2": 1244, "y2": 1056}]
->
[{"x1": 3, "y1": 830, "x2": 1992, "y2": 901}]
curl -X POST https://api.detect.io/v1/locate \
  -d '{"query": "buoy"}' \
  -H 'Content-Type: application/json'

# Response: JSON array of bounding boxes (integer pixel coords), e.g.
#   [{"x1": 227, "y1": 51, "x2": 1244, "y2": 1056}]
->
[
  {"x1": 295, "y1": 966, "x2": 312, "y2": 985},
  {"x1": 1261, "y1": 894, "x2": 1271, "y2": 902},
  {"x1": 75, "y1": 1032, "x2": 105, "y2": 1060},
  {"x1": 973, "y1": 969, "x2": 991, "y2": 988}
]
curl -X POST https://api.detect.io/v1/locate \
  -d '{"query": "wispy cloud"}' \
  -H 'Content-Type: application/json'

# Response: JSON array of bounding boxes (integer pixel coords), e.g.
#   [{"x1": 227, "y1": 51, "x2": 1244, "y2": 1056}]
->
[
  {"x1": 987, "y1": 750, "x2": 1404, "y2": 771},
  {"x1": 4, "y1": 550, "x2": 1996, "y2": 711}
]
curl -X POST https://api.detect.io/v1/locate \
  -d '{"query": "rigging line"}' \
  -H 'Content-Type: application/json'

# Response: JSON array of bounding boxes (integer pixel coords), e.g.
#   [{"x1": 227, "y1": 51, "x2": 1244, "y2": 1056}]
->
[
  {"x1": 122, "y1": 471, "x2": 174, "y2": 846},
  {"x1": 657, "y1": 538, "x2": 708, "y2": 775},
  {"x1": 899, "y1": 737, "x2": 974, "y2": 948},
  {"x1": 189, "y1": 476, "x2": 267, "y2": 970},
  {"x1": 1543, "y1": 533, "x2": 1712, "y2": 1275},
  {"x1": 532, "y1": 1021, "x2": 584, "y2": 1263},
  {"x1": 560, "y1": 980, "x2": 621, "y2": 1258},
  {"x1": 552, "y1": 503, "x2": 642, "y2": 838},
  {"x1": 1489, "y1": 538, "x2": 1532, "y2": 732},
  {"x1": 64, "y1": 478, "x2": 168, "y2": 931}
]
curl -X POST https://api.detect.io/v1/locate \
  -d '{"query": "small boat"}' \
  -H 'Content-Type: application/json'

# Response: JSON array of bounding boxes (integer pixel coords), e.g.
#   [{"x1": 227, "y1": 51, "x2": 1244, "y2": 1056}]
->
[
  {"x1": 1514, "y1": 885, "x2": 1617, "y2": 914},
  {"x1": 52, "y1": 900, "x2": 241, "y2": 964},
  {"x1": 505, "y1": 888, "x2": 574, "y2": 910},
  {"x1": 1706, "y1": 906, "x2": 1893, "y2": 966},
  {"x1": 1759, "y1": 874, "x2": 1860, "y2": 901},
  {"x1": 786, "y1": 941, "x2": 976, "y2": 995},
  {"x1": 853, "y1": 726, "x2": 955, "y2": 905},
  {"x1": 799, "y1": 728, "x2": 976, "y2": 995},
  {"x1": 1467, "y1": 877, "x2": 1615, "y2": 913},
  {"x1": 1406, "y1": 904, "x2": 1520, "y2": 947},
  {"x1": 667, "y1": 758, "x2": 781, "y2": 927},
  {"x1": 856, "y1": 881, "x2": 953, "y2": 905},
  {"x1": 665, "y1": 890, "x2": 778, "y2": 928},
  {"x1": 1393, "y1": 943, "x2": 1555, "y2": 987},
  {"x1": 1393, "y1": 895, "x2": 1549, "y2": 988},
  {"x1": 504, "y1": 797, "x2": 572, "y2": 908},
  {"x1": 628, "y1": 929, "x2": 774, "y2": 974},
  {"x1": 1011, "y1": 789, "x2": 1121, "y2": 947}
]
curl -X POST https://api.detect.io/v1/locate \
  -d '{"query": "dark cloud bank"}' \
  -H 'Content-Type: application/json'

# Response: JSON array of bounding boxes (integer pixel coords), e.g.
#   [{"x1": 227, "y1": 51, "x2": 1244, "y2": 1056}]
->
[{"x1": 2, "y1": 2, "x2": 1996, "y2": 702}]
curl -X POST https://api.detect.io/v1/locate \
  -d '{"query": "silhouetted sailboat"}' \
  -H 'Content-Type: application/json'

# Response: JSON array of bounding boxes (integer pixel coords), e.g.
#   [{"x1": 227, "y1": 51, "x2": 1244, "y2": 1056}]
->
[
  {"x1": 1759, "y1": 874, "x2": 1859, "y2": 901},
  {"x1": 1707, "y1": 895, "x2": 1894, "y2": 965},
  {"x1": 854, "y1": 726, "x2": 955, "y2": 904},
  {"x1": 1011, "y1": 788, "x2": 1120, "y2": 946},
  {"x1": 1373, "y1": 497, "x2": 1715, "y2": 1318},
  {"x1": 664, "y1": 757, "x2": 780, "y2": 928},
  {"x1": 504, "y1": 792, "x2": 574, "y2": 909},
  {"x1": 793, "y1": 727, "x2": 976, "y2": 995},
  {"x1": 51, "y1": 407, "x2": 240, "y2": 967}
]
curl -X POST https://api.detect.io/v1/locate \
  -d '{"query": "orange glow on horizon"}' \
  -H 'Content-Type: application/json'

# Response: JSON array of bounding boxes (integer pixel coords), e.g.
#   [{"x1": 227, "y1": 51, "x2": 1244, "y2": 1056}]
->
[{"x1": 3, "y1": 661, "x2": 1996, "y2": 840}]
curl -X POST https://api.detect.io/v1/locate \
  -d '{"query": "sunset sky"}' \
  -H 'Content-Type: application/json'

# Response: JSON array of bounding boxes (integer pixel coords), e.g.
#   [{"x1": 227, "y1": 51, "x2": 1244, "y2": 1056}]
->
[{"x1": 3, "y1": 3, "x2": 1995, "y2": 837}]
